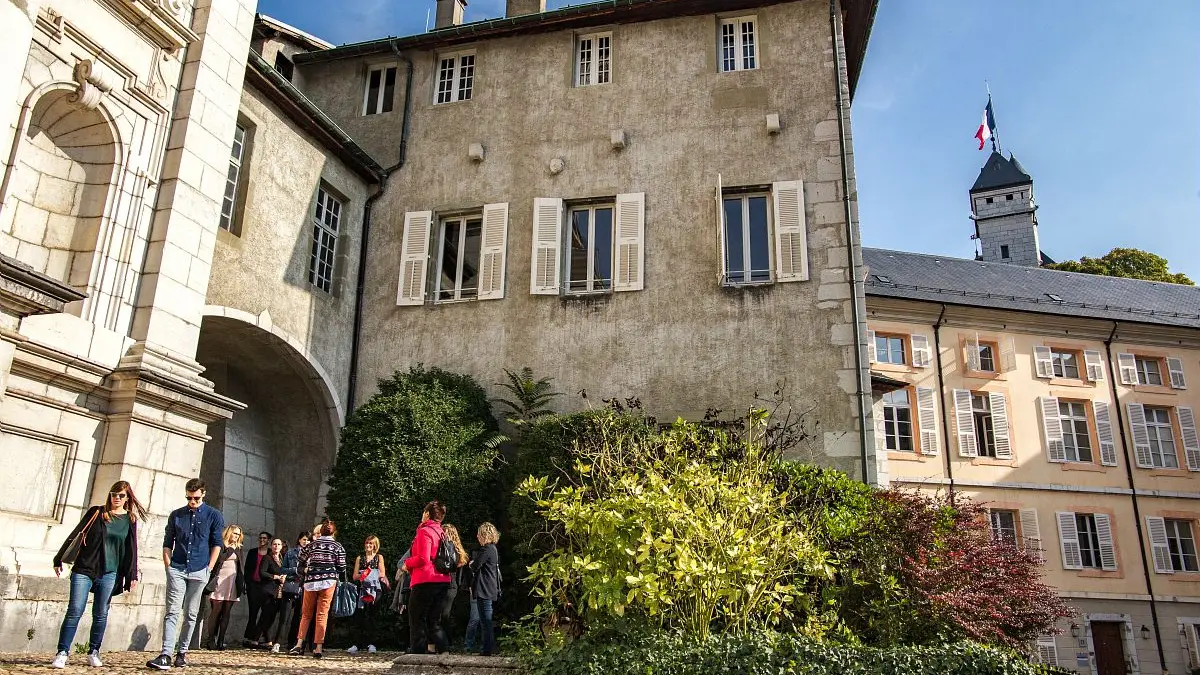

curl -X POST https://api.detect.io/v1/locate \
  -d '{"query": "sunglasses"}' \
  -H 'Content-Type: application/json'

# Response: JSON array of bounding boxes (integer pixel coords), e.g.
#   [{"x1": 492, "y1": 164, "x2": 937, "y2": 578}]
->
[
  {"x1": 109, "y1": 492, "x2": 128, "y2": 499},
  {"x1": 186, "y1": 495, "x2": 203, "y2": 503}
]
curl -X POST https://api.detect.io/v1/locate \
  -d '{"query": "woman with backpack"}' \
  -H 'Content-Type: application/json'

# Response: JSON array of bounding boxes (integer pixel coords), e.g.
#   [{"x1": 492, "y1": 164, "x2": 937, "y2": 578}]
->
[
  {"x1": 404, "y1": 501, "x2": 453, "y2": 654},
  {"x1": 50, "y1": 480, "x2": 147, "y2": 669},
  {"x1": 439, "y1": 524, "x2": 469, "y2": 638},
  {"x1": 203, "y1": 525, "x2": 247, "y2": 650}
]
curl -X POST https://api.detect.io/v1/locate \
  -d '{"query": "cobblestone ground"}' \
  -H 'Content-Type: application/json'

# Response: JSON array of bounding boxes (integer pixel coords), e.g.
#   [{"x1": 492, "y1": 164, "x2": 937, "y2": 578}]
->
[{"x1": 0, "y1": 650, "x2": 398, "y2": 674}]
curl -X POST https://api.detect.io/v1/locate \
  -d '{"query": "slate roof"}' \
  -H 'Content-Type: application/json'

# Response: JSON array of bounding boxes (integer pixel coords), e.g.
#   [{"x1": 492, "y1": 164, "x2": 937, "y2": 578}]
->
[
  {"x1": 863, "y1": 248, "x2": 1200, "y2": 329},
  {"x1": 971, "y1": 151, "x2": 1033, "y2": 192}
]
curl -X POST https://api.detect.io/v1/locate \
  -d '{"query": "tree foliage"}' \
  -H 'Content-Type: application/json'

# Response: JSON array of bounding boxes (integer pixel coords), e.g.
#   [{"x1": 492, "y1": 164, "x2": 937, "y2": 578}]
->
[
  {"x1": 495, "y1": 367, "x2": 562, "y2": 427},
  {"x1": 1048, "y1": 247, "x2": 1193, "y2": 285}
]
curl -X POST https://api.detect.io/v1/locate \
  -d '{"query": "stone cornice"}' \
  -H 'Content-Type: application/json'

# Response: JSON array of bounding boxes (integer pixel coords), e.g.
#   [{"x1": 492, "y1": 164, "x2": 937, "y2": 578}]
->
[
  {"x1": 0, "y1": 255, "x2": 87, "y2": 319},
  {"x1": 96, "y1": 0, "x2": 200, "y2": 52}
]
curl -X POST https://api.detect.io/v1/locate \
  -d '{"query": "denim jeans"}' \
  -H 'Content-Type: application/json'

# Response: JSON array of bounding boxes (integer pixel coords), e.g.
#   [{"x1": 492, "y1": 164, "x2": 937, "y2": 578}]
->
[
  {"x1": 475, "y1": 598, "x2": 495, "y2": 654},
  {"x1": 464, "y1": 594, "x2": 481, "y2": 651},
  {"x1": 161, "y1": 566, "x2": 209, "y2": 655},
  {"x1": 56, "y1": 572, "x2": 117, "y2": 654}
]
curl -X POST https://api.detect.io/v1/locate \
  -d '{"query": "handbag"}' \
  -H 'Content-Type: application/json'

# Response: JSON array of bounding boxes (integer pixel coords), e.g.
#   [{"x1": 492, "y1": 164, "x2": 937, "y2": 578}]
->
[
  {"x1": 331, "y1": 580, "x2": 359, "y2": 618},
  {"x1": 60, "y1": 509, "x2": 100, "y2": 565}
]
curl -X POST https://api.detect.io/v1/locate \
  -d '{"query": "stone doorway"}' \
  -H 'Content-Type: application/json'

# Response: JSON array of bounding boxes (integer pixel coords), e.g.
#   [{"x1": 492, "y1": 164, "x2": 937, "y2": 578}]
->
[{"x1": 1091, "y1": 621, "x2": 1127, "y2": 675}]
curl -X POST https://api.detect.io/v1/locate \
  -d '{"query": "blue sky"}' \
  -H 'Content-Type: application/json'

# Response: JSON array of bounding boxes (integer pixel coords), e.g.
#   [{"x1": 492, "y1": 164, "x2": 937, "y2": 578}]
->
[{"x1": 258, "y1": 0, "x2": 1200, "y2": 280}]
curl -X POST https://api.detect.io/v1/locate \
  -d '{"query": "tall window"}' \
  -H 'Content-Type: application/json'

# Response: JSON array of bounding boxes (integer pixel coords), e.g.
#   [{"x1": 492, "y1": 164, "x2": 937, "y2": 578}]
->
[
  {"x1": 1076, "y1": 514, "x2": 1104, "y2": 569},
  {"x1": 566, "y1": 205, "x2": 613, "y2": 294},
  {"x1": 990, "y1": 510, "x2": 1018, "y2": 545},
  {"x1": 436, "y1": 215, "x2": 482, "y2": 301},
  {"x1": 719, "y1": 16, "x2": 757, "y2": 72},
  {"x1": 363, "y1": 65, "x2": 397, "y2": 115},
  {"x1": 1136, "y1": 357, "x2": 1164, "y2": 386},
  {"x1": 1051, "y1": 349, "x2": 1080, "y2": 379},
  {"x1": 1059, "y1": 400, "x2": 1093, "y2": 463},
  {"x1": 972, "y1": 393, "x2": 997, "y2": 458},
  {"x1": 219, "y1": 124, "x2": 247, "y2": 232},
  {"x1": 576, "y1": 32, "x2": 612, "y2": 86},
  {"x1": 308, "y1": 187, "x2": 341, "y2": 293},
  {"x1": 875, "y1": 334, "x2": 907, "y2": 365},
  {"x1": 722, "y1": 193, "x2": 770, "y2": 285},
  {"x1": 436, "y1": 53, "x2": 475, "y2": 104},
  {"x1": 1145, "y1": 406, "x2": 1179, "y2": 468},
  {"x1": 882, "y1": 389, "x2": 913, "y2": 452},
  {"x1": 975, "y1": 343, "x2": 996, "y2": 372},
  {"x1": 1166, "y1": 519, "x2": 1200, "y2": 572}
]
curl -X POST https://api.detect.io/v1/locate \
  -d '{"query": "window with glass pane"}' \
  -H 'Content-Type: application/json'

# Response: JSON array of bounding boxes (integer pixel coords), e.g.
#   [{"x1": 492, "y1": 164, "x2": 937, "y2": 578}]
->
[
  {"x1": 1136, "y1": 357, "x2": 1163, "y2": 385},
  {"x1": 722, "y1": 194, "x2": 771, "y2": 285},
  {"x1": 363, "y1": 65, "x2": 397, "y2": 115},
  {"x1": 436, "y1": 54, "x2": 475, "y2": 104},
  {"x1": 1051, "y1": 349, "x2": 1079, "y2": 378},
  {"x1": 882, "y1": 389, "x2": 913, "y2": 452},
  {"x1": 719, "y1": 17, "x2": 758, "y2": 72},
  {"x1": 219, "y1": 124, "x2": 246, "y2": 232},
  {"x1": 436, "y1": 216, "x2": 482, "y2": 301},
  {"x1": 576, "y1": 33, "x2": 612, "y2": 86},
  {"x1": 565, "y1": 205, "x2": 613, "y2": 294},
  {"x1": 1145, "y1": 406, "x2": 1179, "y2": 468},
  {"x1": 874, "y1": 335, "x2": 906, "y2": 365},
  {"x1": 990, "y1": 510, "x2": 1017, "y2": 544},
  {"x1": 972, "y1": 393, "x2": 997, "y2": 457},
  {"x1": 1076, "y1": 514, "x2": 1103, "y2": 569},
  {"x1": 308, "y1": 187, "x2": 341, "y2": 293},
  {"x1": 1166, "y1": 519, "x2": 1200, "y2": 572},
  {"x1": 977, "y1": 343, "x2": 996, "y2": 372},
  {"x1": 1059, "y1": 400, "x2": 1093, "y2": 462}
]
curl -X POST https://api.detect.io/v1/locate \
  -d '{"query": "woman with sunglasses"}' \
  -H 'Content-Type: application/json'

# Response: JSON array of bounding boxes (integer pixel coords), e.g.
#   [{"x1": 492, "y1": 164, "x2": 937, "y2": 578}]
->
[{"x1": 50, "y1": 481, "x2": 148, "y2": 669}]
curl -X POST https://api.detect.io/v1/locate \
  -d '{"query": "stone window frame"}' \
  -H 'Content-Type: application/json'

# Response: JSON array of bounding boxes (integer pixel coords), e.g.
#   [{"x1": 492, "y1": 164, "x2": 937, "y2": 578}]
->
[
  {"x1": 434, "y1": 51, "x2": 476, "y2": 105},
  {"x1": 0, "y1": 423, "x2": 79, "y2": 523},
  {"x1": 574, "y1": 31, "x2": 612, "y2": 87},
  {"x1": 718, "y1": 15, "x2": 759, "y2": 73}
]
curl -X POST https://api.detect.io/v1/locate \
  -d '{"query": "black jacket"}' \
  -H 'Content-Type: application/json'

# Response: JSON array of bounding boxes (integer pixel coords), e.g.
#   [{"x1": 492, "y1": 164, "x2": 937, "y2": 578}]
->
[
  {"x1": 259, "y1": 554, "x2": 284, "y2": 596},
  {"x1": 53, "y1": 506, "x2": 139, "y2": 596},
  {"x1": 204, "y1": 547, "x2": 247, "y2": 598},
  {"x1": 244, "y1": 547, "x2": 269, "y2": 585},
  {"x1": 469, "y1": 544, "x2": 500, "y2": 600}
]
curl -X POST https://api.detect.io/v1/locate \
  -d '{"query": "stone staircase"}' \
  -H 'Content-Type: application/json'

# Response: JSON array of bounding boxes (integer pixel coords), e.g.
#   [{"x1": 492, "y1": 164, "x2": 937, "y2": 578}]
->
[{"x1": 391, "y1": 653, "x2": 520, "y2": 674}]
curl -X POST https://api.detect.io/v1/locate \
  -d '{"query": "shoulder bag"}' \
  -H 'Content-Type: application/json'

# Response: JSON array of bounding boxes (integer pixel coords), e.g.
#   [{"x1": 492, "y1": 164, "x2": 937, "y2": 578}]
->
[{"x1": 60, "y1": 508, "x2": 101, "y2": 565}]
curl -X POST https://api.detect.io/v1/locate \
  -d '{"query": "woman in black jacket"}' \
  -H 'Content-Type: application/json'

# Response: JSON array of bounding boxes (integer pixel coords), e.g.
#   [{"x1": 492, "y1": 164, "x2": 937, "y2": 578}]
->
[
  {"x1": 250, "y1": 537, "x2": 288, "y2": 649},
  {"x1": 203, "y1": 525, "x2": 247, "y2": 650},
  {"x1": 467, "y1": 522, "x2": 501, "y2": 656},
  {"x1": 50, "y1": 480, "x2": 148, "y2": 669}
]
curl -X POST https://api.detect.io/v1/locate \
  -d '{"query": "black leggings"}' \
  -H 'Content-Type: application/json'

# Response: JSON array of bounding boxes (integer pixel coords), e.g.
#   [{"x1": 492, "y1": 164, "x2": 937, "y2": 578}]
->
[
  {"x1": 207, "y1": 600, "x2": 236, "y2": 647},
  {"x1": 407, "y1": 582, "x2": 449, "y2": 654},
  {"x1": 271, "y1": 593, "x2": 300, "y2": 645}
]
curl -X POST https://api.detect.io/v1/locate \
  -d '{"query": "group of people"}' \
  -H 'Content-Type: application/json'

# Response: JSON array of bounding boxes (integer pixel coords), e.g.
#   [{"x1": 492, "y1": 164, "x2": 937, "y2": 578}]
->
[{"x1": 48, "y1": 478, "x2": 501, "y2": 669}]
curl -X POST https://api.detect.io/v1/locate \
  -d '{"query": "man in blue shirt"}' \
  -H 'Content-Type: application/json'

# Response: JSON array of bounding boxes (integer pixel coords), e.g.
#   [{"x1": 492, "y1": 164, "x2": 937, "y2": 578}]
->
[{"x1": 147, "y1": 478, "x2": 223, "y2": 670}]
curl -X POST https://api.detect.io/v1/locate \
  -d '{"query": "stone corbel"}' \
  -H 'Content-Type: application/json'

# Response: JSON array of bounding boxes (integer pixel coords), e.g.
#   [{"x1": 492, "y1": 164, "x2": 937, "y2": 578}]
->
[{"x1": 69, "y1": 59, "x2": 117, "y2": 111}]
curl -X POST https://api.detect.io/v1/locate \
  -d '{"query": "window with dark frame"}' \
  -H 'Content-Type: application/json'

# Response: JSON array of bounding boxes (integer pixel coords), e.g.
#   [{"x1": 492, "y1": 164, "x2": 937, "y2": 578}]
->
[
  {"x1": 435, "y1": 215, "x2": 483, "y2": 302},
  {"x1": 363, "y1": 65, "x2": 397, "y2": 115},
  {"x1": 874, "y1": 334, "x2": 906, "y2": 366},
  {"x1": 1059, "y1": 400, "x2": 1093, "y2": 463},
  {"x1": 882, "y1": 389, "x2": 914, "y2": 452},
  {"x1": 719, "y1": 16, "x2": 757, "y2": 72},
  {"x1": 308, "y1": 186, "x2": 341, "y2": 293},
  {"x1": 972, "y1": 393, "x2": 997, "y2": 457},
  {"x1": 1076, "y1": 513, "x2": 1104, "y2": 569},
  {"x1": 565, "y1": 204, "x2": 614, "y2": 294},
  {"x1": 273, "y1": 52, "x2": 295, "y2": 81},
  {"x1": 721, "y1": 193, "x2": 770, "y2": 285},
  {"x1": 990, "y1": 510, "x2": 1018, "y2": 545},
  {"x1": 436, "y1": 53, "x2": 475, "y2": 104},
  {"x1": 219, "y1": 124, "x2": 247, "y2": 233},
  {"x1": 1051, "y1": 349, "x2": 1080, "y2": 379},
  {"x1": 1136, "y1": 357, "x2": 1164, "y2": 386},
  {"x1": 1145, "y1": 405, "x2": 1179, "y2": 469},
  {"x1": 1165, "y1": 519, "x2": 1200, "y2": 572},
  {"x1": 576, "y1": 32, "x2": 612, "y2": 86}
]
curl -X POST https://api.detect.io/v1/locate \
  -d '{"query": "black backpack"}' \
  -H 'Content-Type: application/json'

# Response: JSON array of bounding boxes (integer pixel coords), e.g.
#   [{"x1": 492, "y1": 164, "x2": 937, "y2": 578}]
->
[{"x1": 432, "y1": 533, "x2": 458, "y2": 574}]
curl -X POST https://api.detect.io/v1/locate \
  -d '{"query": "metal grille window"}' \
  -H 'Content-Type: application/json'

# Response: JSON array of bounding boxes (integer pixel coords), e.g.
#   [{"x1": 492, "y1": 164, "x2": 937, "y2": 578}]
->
[
  {"x1": 1146, "y1": 406, "x2": 1179, "y2": 468},
  {"x1": 219, "y1": 124, "x2": 246, "y2": 232},
  {"x1": 363, "y1": 65, "x2": 397, "y2": 115},
  {"x1": 436, "y1": 215, "x2": 482, "y2": 301},
  {"x1": 874, "y1": 335, "x2": 906, "y2": 365},
  {"x1": 308, "y1": 187, "x2": 341, "y2": 293},
  {"x1": 566, "y1": 205, "x2": 614, "y2": 294},
  {"x1": 1059, "y1": 400, "x2": 1093, "y2": 463},
  {"x1": 882, "y1": 389, "x2": 914, "y2": 452},
  {"x1": 990, "y1": 510, "x2": 1017, "y2": 545},
  {"x1": 576, "y1": 33, "x2": 612, "y2": 86},
  {"x1": 1166, "y1": 519, "x2": 1200, "y2": 572},
  {"x1": 436, "y1": 53, "x2": 474, "y2": 104},
  {"x1": 1076, "y1": 514, "x2": 1103, "y2": 569},
  {"x1": 1051, "y1": 349, "x2": 1080, "y2": 378},
  {"x1": 721, "y1": 193, "x2": 771, "y2": 285},
  {"x1": 1136, "y1": 357, "x2": 1164, "y2": 386},
  {"x1": 972, "y1": 393, "x2": 997, "y2": 457},
  {"x1": 719, "y1": 17, "x2": 758, "y2": 72}
]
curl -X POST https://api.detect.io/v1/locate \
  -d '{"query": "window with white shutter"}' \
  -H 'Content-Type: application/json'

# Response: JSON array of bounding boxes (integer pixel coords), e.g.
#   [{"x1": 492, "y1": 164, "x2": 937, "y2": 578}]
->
[
  {"x1": 881, "y1": 389, "x2": 915, "y2": 452},
  {"x1": 1117, "y1": 352, "x2": 1138, "y2": 385},
  {"x1": 1185, "y1": 622, "x2": 1200, "y2": 669},
  {"x1": 1056, "y1": 511, "x2": 1084, "y2": 570},
  {"x1": 1147, "y1": 516, "x2": 1174, "y2": 574},
  {"x1": 1093, "y1": 400, "x2": 1118, "y2": 466},
  {"x1": 989, "y1": 392, "x2": 1012, "y2": 459},
  {"x1": 530, "y1": 198, "x2": 563, "y2": 295},
  {"x1": 1000, "y1": 337, "x2": 1017, "y2": 373},
  {"x1": 1039, "y1": 396, "x2": 1066, "y2": 462},
  {"x1": 1094, "y1": 513, "x2": 1118, "y2": 570},
  {"x1": 964, "y1": 334, "x2": 981, "y2": 371},
  {"x1": 1177, "y1": 406, "x2": 1200, "y2": 472},
  {"x1": 1168, "y1": 357, "x2": 1188, "y2": 389},
  {"x1": 1034, "y1": 634, "x2": 1058, "y2": 667},
  {"x1": 1126, "y1": 402, "x2": 1153, "y2": 467},
  {"x1": 397, "y1": 211, "x2": 432, "y2": 306},
  {"x1": 910, "y1": 335, "x2": 932, "y2": 368},
  {"x1": 1165, "y1": 519, "x2": 1200, "y2": 572},
  {"x1": 613, "y1": 192, "x2": 645, "y2": 292},
  {"x1": 771, "y1": 180, "x2": 808, "y2": 282},
  {"x1": 1033, "y1": 346, "x2": 1054, "y2": 379},
  {"x1": 1084, "y1": 350, "x2": 1106, "y2": 382},
  {"x1": 916, "y1": 386, "x2": 938, "y2": 456},
  {"x1": 477, "y1": 202, "x2": 509, "y2": 300},
  {"x1": 866, "y1": 330, "x2": 877, "y2": 364},
  {"x1": 953, "y1": 389, "x2": 977, "y2": 457},
  {"x1": 1020, "y1": 508, "x2": 1042, "y2": 558}
]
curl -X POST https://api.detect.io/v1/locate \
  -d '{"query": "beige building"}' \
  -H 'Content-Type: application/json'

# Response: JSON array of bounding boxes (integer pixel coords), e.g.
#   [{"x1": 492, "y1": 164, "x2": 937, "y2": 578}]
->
[{"x1": 867, "y1": 153, "x2": 1200, "y2": 675}]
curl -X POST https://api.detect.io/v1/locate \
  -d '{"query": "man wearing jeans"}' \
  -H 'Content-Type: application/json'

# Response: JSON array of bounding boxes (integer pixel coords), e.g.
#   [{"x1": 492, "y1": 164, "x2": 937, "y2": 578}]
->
[{"x1": 147, "y1": 479, "x2": 223, "y2": 670}]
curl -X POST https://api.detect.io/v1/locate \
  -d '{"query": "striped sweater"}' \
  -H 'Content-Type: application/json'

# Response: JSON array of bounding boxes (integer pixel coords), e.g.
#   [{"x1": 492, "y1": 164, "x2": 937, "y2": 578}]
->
[{"x1": 298, "y1": 537, "x2": 346, "y2": 585}]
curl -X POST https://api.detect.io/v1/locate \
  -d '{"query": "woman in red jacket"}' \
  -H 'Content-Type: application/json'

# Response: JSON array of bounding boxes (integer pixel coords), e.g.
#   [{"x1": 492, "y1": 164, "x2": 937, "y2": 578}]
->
[{"x1": 404, "y1": 501, "x2": 452, "y2": 654}]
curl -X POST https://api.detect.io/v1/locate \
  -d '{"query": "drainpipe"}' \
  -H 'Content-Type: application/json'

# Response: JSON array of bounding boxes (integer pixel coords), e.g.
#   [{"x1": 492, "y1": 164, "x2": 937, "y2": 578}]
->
[
  {"x1": 1104, "y1": 321, "x2": 1167, "y2": 673},
  {"x1": 829, "y1": 0, "x2": 871, "y2": 483},
  {"x1": 346, "y1": 43, "x2": 415, "y2": 415},
  {"x1": 931, "y1": 304, "x2": 955, "y2": 493}
]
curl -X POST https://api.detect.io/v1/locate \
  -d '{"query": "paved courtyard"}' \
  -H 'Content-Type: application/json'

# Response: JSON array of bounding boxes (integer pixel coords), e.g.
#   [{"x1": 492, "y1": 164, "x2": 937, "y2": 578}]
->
[{"x1": 0, "y1": 650, "x2": 398, "y2": 674}]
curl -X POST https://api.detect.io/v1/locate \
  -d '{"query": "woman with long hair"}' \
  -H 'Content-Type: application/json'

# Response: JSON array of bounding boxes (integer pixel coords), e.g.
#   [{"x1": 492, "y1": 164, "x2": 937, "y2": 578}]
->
[
  {"x1": 276, "y1": 532, "x2": 309, "y2": 654},
  {"x1": 289, "y1": 519, "x2": 346, "y2": 658},
  {"x1": 50, "y1": 480, "x2": 148, "y2": 668},
  {"x1": 346, "y1": 534, "x2": 389, "y2": 654},
  {"x1": 467, "y1": 522, "x2": 501, "y2": 656},
  {"x1": 438, "y1": 524, "x2": 469, "y2": 640},
  {"x1": 203, "y1": 525, "x2": 246, "y2": 650},
  {"x1": 404, "y1": 501, "x2": 452, "y2": 654},
  {"x1": 250, "y1": 537, "x2": 287, "y2": 649}
]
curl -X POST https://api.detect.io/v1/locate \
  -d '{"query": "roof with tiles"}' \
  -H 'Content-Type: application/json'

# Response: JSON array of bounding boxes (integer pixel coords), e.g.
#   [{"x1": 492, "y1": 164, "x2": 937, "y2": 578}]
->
[{"x1": 970, "y1": 151, "x2": 1033, "y2": 192}]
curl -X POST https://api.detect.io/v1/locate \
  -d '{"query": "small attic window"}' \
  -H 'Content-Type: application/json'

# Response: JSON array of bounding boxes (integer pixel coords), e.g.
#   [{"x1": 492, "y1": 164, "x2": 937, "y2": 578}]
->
[
  {"x1": 872, "y1": 274, "x2": 892, "y2": 284},
  {"x1": 985, "y1": 197, "x2": 994, "y2": 204},
  {"x1": 1006, "y1": 194, "x2": 1014, "y2": 201},
  {"x1": 1045, "y1": 293, "x2": 1064, "y2": 302},
  {"x1": 274, "y1": 52, "x2": 294, "y2": 81}
]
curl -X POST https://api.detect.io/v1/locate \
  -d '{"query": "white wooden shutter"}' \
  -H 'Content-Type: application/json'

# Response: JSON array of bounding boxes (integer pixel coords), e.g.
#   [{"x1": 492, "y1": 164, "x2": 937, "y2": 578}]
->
[
  {"x1": 397, "y1": 210, "x2": 432, "y2": 306},
  {"x1": 989, "y1": 391, "x2": 1012, "y2": 459},
  {"x1": 1093, "y1": 400, "x2": 1118, "y2": 466},
  {"x1": 771, "y1": 180, "x2": 808, "y2": 282},
  {"x1": 1000, "y1": 337, "x2": 1017, "y2": 373},
  {"x1": 954, "y1": 389, "x2": 977, "y2": 457},
  {"x1": 1033, "y1": 346, "x2": 1054, "y2": 379},
  {"x1": 477, "y1": 202, "x2": 509, "y2": 300},
  {"x1": 1146, "y1": 516, "x2": 1173, "y2": 574},
  {"x1": 1020, "y1": 508, "x2": 1042, "y2": 559},
  {"x1": 1177, "y1": 406, "x2": 1200, "y2": 471},
  {"x1": 1056, "y1": 511, "x2": 1084, "y2": 570},
  {"x1": 916, "y1": 386, "x2": 938, "y2": 456},
  {"x1": 1118, "y1": 353, "x2": 1138, "y2": 385},
  {"x1": 530, "y1": 198, "x2": 563, "y2": 295},
  {"x1": 1188, "y1": 624, "x2": 1200, "y2": 669},
  {"x1": 866, "y1": 330, "x2": 877, "y2": 364},
  {"x1": 1035, "y1": 634, "x2": 1059, "y2": 666},
  {"x1": 1094, "y1": 513, "x2": 1117, "y2": 571},
  {"x1": 1084, "y1": 350, "x2": 1106, "y2": 382},
  {"x1": 911, "y1": 335, "x2": 932, "y2": 368},
  {"x1": 613, "y1": 192, "x2": 645, "y2": 292},
  {"x1": 1127, "y1": 403, "x2": 1154, "y2": 468},
  {"x1": 964, "y1": 333, "x2": 981, "y2": 371},
  {"x1": 1039, "y1": 396, "x2": 1066, "y2": 462},
  {"x1": 1168, "y1": 357, "x2": 1188, "y2": 389}
]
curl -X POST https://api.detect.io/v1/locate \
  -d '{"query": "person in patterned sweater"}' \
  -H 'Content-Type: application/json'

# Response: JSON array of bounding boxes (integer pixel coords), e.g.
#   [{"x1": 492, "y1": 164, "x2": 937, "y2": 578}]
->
[{"x1": 288, "y1": 520, "x2": 346, "y2": 659}]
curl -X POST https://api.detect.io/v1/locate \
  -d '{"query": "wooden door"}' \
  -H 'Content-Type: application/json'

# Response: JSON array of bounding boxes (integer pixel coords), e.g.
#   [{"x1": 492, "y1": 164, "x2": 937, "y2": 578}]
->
[{"x1": 1091, "y1": 621, "x2": 1127, "y2": 675}]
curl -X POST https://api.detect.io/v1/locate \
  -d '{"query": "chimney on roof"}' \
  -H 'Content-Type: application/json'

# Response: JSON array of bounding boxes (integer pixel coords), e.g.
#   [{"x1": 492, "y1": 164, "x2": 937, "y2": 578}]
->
[
  {"x1": 435, "y1": 0, "x2": 467, "y2": 29},
  {"x1": 506, "y1": 0, "x2": 546, "y2": 17}
]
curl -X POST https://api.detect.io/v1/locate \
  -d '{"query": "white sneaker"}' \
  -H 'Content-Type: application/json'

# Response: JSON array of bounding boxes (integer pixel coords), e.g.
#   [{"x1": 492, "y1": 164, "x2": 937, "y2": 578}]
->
[
  {"x1": 346, "y1": 645, "x2": 358, "y2": 654},
  {"x1": 51, "y1": 652, "x2": 68, "y2": 669},
  {"x1": 87, "y1": 652, "x2": 103, "y2": 667},
  {"x1": 270, "y1": 643, "x2": 280, "y2": 653},
  {"x1": 367, "y1": 644, "x2": 376, "y2": 654}
]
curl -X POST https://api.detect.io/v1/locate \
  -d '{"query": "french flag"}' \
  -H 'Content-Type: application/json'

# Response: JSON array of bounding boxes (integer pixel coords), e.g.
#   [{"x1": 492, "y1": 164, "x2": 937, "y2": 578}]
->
[{"x1": 975, "y1": 100, "x2": 997, "y2": 150}]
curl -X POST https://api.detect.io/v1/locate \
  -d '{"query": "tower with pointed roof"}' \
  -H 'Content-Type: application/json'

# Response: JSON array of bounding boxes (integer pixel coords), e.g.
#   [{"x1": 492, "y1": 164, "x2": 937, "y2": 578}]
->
[{"x1": 970, "y1": 151, "x2": 1041, "y2": 266}]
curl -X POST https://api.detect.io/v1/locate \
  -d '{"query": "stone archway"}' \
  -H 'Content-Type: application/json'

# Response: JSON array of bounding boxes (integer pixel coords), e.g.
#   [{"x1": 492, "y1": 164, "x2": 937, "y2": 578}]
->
[{"x1": 194, "y1": 308, "x2": 342, "y2": 543}]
